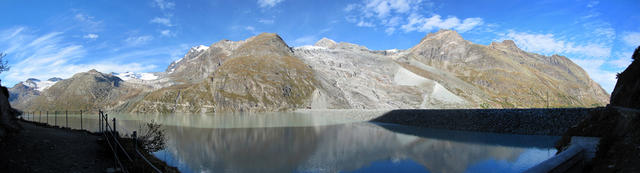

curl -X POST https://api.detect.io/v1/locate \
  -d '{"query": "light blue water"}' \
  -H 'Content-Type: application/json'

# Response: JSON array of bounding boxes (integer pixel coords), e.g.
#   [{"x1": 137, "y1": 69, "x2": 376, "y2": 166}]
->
[{"x1": 23, "y1": 112, "x2": 558, "y2": 173}]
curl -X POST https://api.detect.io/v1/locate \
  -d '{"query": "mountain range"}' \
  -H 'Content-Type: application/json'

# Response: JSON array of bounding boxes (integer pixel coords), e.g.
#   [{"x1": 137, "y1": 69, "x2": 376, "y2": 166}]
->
[{"x1": 8, "y1": 30, "x2": 610, "y2": 113}]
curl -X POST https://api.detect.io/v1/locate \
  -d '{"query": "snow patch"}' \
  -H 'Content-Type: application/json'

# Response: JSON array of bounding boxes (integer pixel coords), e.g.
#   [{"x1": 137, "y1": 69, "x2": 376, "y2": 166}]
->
[
  {"x1": 294, "y1": 45, "x2": 328, "y2": 50},
  {"x1": 23, "y1": 78, "x2": 61, "y2": 91},
  {"x1": 193, "y1": 45, "x2": 209, "y2": 52},
  {"x1": 35, "y1": 80, "x2": 57, "y2": 91},
  {"x1": 113, "y1": 72, "x2": 158, "y2": 81},
  {"x1": 174, "y1": 57, "x2": 184, "y2": 64}
]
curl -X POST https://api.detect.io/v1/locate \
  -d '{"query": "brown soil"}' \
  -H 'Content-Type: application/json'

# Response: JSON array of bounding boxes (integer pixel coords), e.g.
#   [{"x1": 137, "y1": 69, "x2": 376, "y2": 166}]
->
[{"x1": 0, "y1": 120, "x2": 113, "y2": 172}]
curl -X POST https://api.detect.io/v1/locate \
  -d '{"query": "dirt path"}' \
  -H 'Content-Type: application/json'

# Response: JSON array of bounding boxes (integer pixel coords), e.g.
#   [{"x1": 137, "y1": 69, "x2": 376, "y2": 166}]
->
[{"x1": 0, "y1": 120, "x2": 114, "y2": 172}]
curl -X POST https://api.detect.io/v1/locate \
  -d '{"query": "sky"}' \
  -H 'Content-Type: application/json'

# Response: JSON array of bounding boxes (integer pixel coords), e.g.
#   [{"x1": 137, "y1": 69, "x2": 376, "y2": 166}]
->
[{"x1": 0, "y1": 0, "x2": 638, "y2": 93}]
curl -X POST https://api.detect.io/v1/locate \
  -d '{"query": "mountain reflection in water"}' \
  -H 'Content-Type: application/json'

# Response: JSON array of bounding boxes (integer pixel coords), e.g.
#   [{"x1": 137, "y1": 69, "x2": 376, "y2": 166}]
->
[
  {"x1": 42, "y1": 113, "x2": 557, "y2": 173},
  {"x1": 147, "y1": 118, "x2": 556, "y2": 172}
]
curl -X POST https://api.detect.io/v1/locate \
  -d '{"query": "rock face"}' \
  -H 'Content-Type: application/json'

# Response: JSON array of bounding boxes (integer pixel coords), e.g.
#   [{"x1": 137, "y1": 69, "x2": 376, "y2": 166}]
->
[
  {"x1": 131, "y1": 33, "x2": 316, "y2": 113},
  {"x1": 610, "y1": 46, "x2": 640, "y2": 109},
  {"x1": 404, "y1": 30, "x2": 608, "y2": 108},
  {"x1": 9, "y1": 30, "x2": 610, "y2": 113}
]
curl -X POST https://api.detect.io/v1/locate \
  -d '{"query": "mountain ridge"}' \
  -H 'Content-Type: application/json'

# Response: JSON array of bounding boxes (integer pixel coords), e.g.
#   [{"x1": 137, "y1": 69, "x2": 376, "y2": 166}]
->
[{"x1": 9, "y1": 30, "x2": 610, "y2": 113}]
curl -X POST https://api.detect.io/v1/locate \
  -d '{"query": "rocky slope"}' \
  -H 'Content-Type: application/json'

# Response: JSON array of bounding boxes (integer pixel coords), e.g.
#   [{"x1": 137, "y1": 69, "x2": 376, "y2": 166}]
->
[
  {"x1": 7, "y1": 77, "x2": 63, "y2": 110},
  {"x1": 402, "y1": 30, "x2": 608, "y2": 108},
  {"x1": 9, "y1": 30, "x2": 610, "y2": 113},
  {"x1": 24, "y1": 69, "x2": 145, "y2": 111},
  {"x1": 130, "y1": 33, "x2": 316, "y2": 113}
]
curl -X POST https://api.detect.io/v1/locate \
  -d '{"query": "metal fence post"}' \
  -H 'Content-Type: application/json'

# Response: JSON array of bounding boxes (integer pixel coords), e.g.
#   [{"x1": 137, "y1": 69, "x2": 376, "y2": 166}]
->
[
  {"x1": 54, "y1": 111, "x2": 57, "y2": 126},
  {"x1": 112, "y1": 118, "x2": 116, "y2": 133},
  {"x1": 80, "y1": 110, "x2": 83, "y2": 130},
  {"x1": 65, "y1": 110, "x2": 68, "y2": 128},
  {"x1": 46, "y1": 111, "x2": 48, "y2": 124}
]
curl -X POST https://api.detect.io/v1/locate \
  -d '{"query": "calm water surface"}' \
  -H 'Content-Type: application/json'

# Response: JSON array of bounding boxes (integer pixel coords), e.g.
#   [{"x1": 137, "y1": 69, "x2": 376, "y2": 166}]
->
[{"x1": 24, "y1": 111, "x2": 558, "y2": 173}]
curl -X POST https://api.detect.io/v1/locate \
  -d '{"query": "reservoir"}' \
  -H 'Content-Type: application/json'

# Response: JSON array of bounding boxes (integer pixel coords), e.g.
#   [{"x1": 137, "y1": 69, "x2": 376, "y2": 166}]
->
[{"x1": 25, "y1": 111, "x2": 559, "y2": 173}]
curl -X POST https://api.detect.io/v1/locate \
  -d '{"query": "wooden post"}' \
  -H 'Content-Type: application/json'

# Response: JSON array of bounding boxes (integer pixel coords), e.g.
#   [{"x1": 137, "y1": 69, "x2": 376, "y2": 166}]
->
[
  {"x1": 39, "y1": 111, "x2": 42, "y2": 122},
  {"x1": 65, "y1": 110, "x2": 68, "y2": 128},
  {"x1": 46, "y1": 111, "x2": 48, "y2": 124},
  {"x1": 54, "y1": 111, "x2": 57, "y2": 126}
]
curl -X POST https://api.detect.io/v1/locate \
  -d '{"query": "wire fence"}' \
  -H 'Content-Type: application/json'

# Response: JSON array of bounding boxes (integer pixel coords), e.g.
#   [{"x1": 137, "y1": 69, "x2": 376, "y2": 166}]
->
[{"x1": 19, "y1": 110, "x2": 162, "y2": 173}]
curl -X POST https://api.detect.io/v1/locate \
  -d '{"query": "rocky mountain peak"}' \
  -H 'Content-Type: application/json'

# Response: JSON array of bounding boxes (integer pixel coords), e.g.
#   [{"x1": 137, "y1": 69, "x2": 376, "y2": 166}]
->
[
  {"x1": 233, "y1": 33, "x2": 293, "y2": 57},
  {"x1": 315, "y1": 37, "x2": 337, "y2": 48},
  {"x1": 422, "y1": 29, "x2": 464, "y2": 42},
  {"x1": 489, "y1": 40, "x2": 520, "y2": 51}
]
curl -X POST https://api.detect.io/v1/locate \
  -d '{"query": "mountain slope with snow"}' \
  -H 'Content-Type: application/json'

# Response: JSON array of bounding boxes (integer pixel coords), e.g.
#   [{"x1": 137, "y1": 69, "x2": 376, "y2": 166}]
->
[{"x1": 9, "y1": 30, "x2": 609, "y2": 113}]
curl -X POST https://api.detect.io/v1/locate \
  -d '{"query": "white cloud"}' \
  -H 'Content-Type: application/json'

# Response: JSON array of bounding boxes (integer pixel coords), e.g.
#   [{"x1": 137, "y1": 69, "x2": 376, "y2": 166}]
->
[
  {"x1": 344, "y1": 4, "x2": 358, "y2": 12},
  {"x1": 83, "y1": 33, "x2": 99, "y2": 39},
  {"x1": 499, "y1": 31, "x2": 611, "y2": 58},
  {"x1": 363, "y1": 0, "x2": 415, "y2": 18},
  {"x1": 385, "y1": 27, "x2": 396, "y2": 35},
  {"x1": 293, "y1": 35, "x2": 317, "y2": 46},
  {"x1": 385, "y1": 16, "x2": 402, "y2": 26},
  {"x1": 257, "y1": 0, "x2": 284, "y2": 8},
  {"x1": 150, "y1": 17, "x2": 173, "y2": 27},
  {"x1": 345, "y1": 0, "x2": 482, "y2": 34},
  {"x1": 357, "y1": 21, "x2": 374, "y2": 27},
  {"x1": 622, "y1": 32, "x2": 640, "y2": 47},
  {"x1": 73, "y1": 12, "x2": 103, "y2": 32},
  {"x1": 153, "y1": 0, "x2": 175, "y2": 10},
  {"x1": 160, "y1": 30, "x2": 174, "y2": 37},
  {"x1": 125, "y1": 35, "x2": 153, "y2": 46},
  {"x1": 401, "y1": 14, "x2": 483, "y2": 33},
  {"x1": 245, "y1": 26, "x2": 255, "y2": 32},
  {"x1": 609, "y1": 51, "x2": 633, "y2": 68},
  {"x1": 0, "y1": 27, "x2": 181, "y2": 86},
  {"x1": 572, "y1": 59, "x2": 617, "y2": 93},
  {"x1": 258, "y1": 19, "x2": 274, "y2": 24},
  {"x1": 245, "y1": 26, "x2": 258, "y2": 35}
]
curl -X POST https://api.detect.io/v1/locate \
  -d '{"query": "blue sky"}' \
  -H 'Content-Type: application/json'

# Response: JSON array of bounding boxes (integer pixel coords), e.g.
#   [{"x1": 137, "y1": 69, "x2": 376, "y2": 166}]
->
[{"x1": 0, "y1": 0, "x2": 638, "y2": 93}]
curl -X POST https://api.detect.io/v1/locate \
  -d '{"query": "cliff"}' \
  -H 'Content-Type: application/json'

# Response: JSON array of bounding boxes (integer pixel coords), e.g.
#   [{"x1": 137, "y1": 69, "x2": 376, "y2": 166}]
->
[{"x1": 610, "y1": 46, "x2": 640, "y2": 108}]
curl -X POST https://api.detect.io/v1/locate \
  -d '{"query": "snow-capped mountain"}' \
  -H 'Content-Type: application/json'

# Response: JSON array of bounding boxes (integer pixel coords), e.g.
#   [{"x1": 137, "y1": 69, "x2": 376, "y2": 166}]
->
[
  {"x1": 166, "y1": 45, "x2": 209, "y2": 74},
  {"x1": 9, "y1": 30, "x2": 610, "y2": 113},
  {"x1": 22, "y1": 77, "x2": 63, "y2": 92}
]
